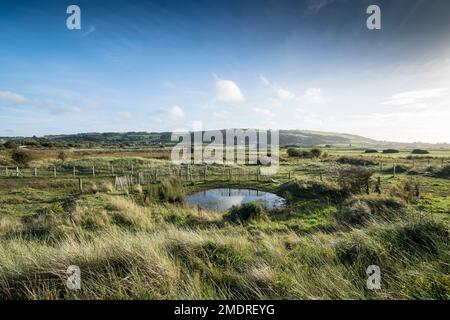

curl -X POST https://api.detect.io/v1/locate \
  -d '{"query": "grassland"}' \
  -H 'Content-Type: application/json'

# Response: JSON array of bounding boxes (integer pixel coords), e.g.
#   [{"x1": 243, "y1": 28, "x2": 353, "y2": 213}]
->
[{"x1": 0, "y1": 147, "x2": 449, "y2": 299}]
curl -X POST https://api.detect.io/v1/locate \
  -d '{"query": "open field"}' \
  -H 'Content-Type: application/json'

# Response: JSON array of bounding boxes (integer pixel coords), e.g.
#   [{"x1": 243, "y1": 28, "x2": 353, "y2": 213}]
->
[{"x1": 0, "y1": 146, "x2": 449, "y2": 299}]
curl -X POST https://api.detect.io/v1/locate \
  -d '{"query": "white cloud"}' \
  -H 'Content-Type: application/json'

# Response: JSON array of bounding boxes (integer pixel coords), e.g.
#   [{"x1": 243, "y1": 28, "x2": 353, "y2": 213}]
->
[
  {"x1": 168, "y1": 105, "x2": 185, "y2": 118},
  {"x1": 252, "y1": 107, "x2": 274, "y2": 117},
  {"x1": 277, "y1": 88, "x2": 295, "y2": 101},
  {"x1": 259, "y1": 74, "x2": 295, "y2": 101},
  {"x1": 0, "y1": 91, "x2": 32, "y2": 105},
  {"x1": 304, "y1": 88, "x2": 325, "y2": 104},
  {"x1": 117, "y1": 111, "x2": 131, "y2": 119},
  {"x1": 0, "y1": 90, "x2": 85, "y2": 113},
  {"x1": 214, "y1": 76, "x2": 245, "y2": 102},
  {"x1": 381, "y1": 88, "x2": 448, "y2": 106}
]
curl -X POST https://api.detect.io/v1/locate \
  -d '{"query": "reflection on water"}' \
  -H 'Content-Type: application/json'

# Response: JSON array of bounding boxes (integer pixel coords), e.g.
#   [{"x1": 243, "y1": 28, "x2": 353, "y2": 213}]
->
[{"x1": 187, "y1": 188, "x2": 286, "y2": 211}]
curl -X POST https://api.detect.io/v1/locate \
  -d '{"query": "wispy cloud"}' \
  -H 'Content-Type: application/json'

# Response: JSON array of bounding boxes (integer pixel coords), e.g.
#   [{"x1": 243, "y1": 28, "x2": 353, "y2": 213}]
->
[
  {"x1": 83, "y1": 25, "x2": 96, "y2": 37},
  {"x1": 303, "y1": 88, "x2": 325, "y2": 104},
  {"x1": 259, "y1": 74, "x2": 295, "y2": 102},
  {"x1": 305, "y1": 0, "x2": 336, "y2": 15},
  {"x1": 0, "y1": 90, "x2": 83, "y2": 114},
  {"x1": 381, "y1": 88, "x2": 448, "y2": 106}
]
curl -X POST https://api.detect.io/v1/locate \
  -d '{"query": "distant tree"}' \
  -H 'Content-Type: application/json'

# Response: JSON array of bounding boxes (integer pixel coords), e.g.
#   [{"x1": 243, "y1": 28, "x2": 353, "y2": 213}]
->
[
  {"x1": 364, "y1": 149, "x2": 378, "y2": 153},
  {"x1": 309, "y1": 148, "x2": 322, "y2": 158},
  {"x1": 287, "y1": 148, "x2": 310, "y2": 158},
  {"x1": 382, "y1": 149, "x2": 399, "y2": 154},
  {"x1": 11, "y1": 149, "x2": 34, "y2": 166},
  {"x1": 411, "y1": 149, "x2": 429, "y2": 154},
  {"x1": 4, "y1": 141, "x2": 17, "y2": 149}
]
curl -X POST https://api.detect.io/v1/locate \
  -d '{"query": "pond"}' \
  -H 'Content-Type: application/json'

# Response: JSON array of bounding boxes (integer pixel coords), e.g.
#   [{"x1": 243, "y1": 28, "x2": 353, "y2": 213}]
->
[{"x1": 187, "y1": 188, "x2": 287, "y2": 211}]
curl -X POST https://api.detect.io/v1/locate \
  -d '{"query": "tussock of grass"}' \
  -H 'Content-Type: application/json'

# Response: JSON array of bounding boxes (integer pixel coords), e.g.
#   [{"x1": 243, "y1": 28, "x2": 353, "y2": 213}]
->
[{"x1": 335, "y1": 195, "x2": 410, "y2": 227}]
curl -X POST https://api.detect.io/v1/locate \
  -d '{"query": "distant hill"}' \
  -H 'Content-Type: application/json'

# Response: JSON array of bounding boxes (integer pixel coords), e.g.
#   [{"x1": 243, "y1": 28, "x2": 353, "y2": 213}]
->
[{"x1": 1, "y1": 130, "x2": 449, "y2": 149}]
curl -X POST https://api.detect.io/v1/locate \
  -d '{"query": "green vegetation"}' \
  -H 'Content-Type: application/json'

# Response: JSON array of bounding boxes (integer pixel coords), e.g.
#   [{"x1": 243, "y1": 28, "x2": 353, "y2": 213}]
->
[
  {"x1": 0, "y1": 145, "x2": 449, "y2": 300},
  {"x1": 225, "y1": 202, "x2": 268, "y2": 224},
  {"x1": 412, "y1": 149, "x2": 430, "y2": 155},
  {"x1": 383, "y1": 149, "x2": 400, "y2": 154}
]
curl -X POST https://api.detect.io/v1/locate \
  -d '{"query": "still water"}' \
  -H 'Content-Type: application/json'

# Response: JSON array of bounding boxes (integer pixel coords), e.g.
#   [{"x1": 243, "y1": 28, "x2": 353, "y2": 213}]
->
[{"x1": 187, "y1": 188, "x2": 286, "y2": 211}]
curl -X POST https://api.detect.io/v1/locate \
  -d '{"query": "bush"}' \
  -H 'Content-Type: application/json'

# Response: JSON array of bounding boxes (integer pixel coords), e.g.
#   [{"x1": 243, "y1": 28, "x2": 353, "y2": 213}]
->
[
  {"x1": 309, "y1": 148, "x2": 322, "y2": 158},
  {"x1": 132, "y1": 184, "x2": 143, "y2": 194},
  {"x1": 389, "y1": 179, "x2": 421, "y2": 203},
  {"x1": 434, "y1": 165, "x2": 450, "y2": 179},
  {"x1": 336, "y1": 166, "x2": 373, "y2": 194},
  {"x1": 286, "y1": 148, "x2": 322, "y2": 158},
  {"x1": 383, "y1": 149, "x2": 399, "y2": 154},
  {"x1": 11, "y1": 149, "x2": 34, "y2": 166},
  {"x1": 225, "y1": 202, "x2": 267, "y2": 223},
  {"x1": 279, "y1": 180, "x2": 344, "y2": 201},
  {"x1": 411, "y1": 149, "x2": 429, "y2": 154},
  {"x1": 336, "y1": 157, "x2": 377, "y2": 166},
  {"x1": 287, "y1": 148, "x2": 310, "y2": 158},
  {"x1": 3, "y1": 141, "x2": 17, "y2": 149},
  {"x1": 382, "y1": 164, "x2": 410, "y2": 174},
  {"x1": 58, "y1": 151, "x2": 67, "y2": 162},
  {"x1": 158, "y1": 177, "x2": 185, "y2": 203},
  {"x1": 364, "y1": 149, "x2": 378, "y2": 153}
]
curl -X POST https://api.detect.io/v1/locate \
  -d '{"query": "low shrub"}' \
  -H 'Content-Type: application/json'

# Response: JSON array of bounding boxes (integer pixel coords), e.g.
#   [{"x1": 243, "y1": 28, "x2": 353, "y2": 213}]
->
[
  {"x1": 336, "y1": 157, "x2": 377, "y2": 166},
  {"x1": 336, "y1": 166, "x2": 373, "y2": 194},
  {"x1": 158, "y1": 177, "x2": 185, "y2": 203},
  {"x1": 279, "y1": 180, "x2": 344, "y2": 201},
  {"x1": 364, "y1": 149, "x2": 378, "y2": 153},
  {"x1": 225, "y1": 202, "x2": 267, "y2": 223},
  {"x1": 132, "y1": 184, "x2": 143, "y2": 194},
  {"x1": 411, "y1": 149, "x2": 429, "y2": 155},
  {"x1": 434, "y1": 165, "x2": 450, "y2": 179},
  {"x1": 11, "y1": 149, "x2": 34, "y2": 166},
  {"x1": 383, "y1": 149, "x2": 399, "y2": 154},
  {"x1": 389, "y1": 179, "x2": 421, "y2": 203}
]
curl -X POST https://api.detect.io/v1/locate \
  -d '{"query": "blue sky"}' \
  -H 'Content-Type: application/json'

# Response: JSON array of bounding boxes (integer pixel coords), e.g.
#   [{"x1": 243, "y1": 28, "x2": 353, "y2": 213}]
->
[{"x1": 0, "y1": 0, "x2": 449, "y2": 142}]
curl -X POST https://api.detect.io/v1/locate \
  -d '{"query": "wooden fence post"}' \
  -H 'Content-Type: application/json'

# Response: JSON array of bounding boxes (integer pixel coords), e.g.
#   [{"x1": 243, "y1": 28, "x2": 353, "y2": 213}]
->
[
  {"x1": 34, "y1": 167, "x2": 37, "y2": 177},
  {"x1": 73, "y1": 167, "x2": 76, "y2": 177},
  {"x1": 393, "y1": 163, "x2": 396, "y2": 177},
  {"x1": 16, "y1": 167, "x2": 19, "y2": 177},
  {"x1": 5, "y1": 167, "x2": 8, "y2": 176},
  {"x1": 78, "y1": 178, "x2": 83, "y2": 192},
  {"x1": 203, "y1": 166, "x2": 207, "y2": 182},
  {"x1": 288, "y1": 171, "x2": 291, "y2": 180},
  {"x1": 53, "y1": 167, "x2": 56, "y2": 177},
  {"x1": 257, "y1": 167, "x2": 260, "y2": 181},
  {"x1": 92, "y1": 166, "x2": 95, "y2": 177},
  {"x1": 376, "y1": 176, "x2": 381, "y2": 194}
]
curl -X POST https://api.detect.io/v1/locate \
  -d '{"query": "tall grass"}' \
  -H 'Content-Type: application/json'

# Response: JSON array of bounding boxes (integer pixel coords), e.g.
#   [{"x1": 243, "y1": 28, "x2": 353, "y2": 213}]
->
[{"x1": 0, "y1": 188, "x2": 448, "y2": 300}]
